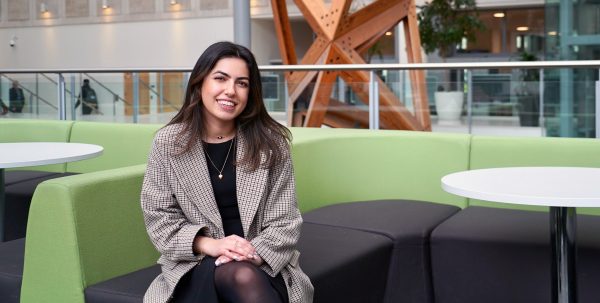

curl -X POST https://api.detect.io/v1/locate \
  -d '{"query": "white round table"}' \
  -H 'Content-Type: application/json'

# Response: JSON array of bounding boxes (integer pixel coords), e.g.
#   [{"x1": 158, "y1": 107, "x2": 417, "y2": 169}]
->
[
  {"x1": 442, "y1": 167, "x2": 600, "y2": 303},
  {"x1": 0, "y1": 142, "x2": 103, "y2": 241}
]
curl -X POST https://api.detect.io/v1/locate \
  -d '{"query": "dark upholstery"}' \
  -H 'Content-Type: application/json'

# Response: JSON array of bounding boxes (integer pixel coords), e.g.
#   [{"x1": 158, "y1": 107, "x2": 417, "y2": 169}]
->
[
  {"x1": 4, "y1": 171, "x2": 59, "y2": 186},
  {"x1": 298, "y1": 222, "x2": 392, "y2": 303},
  {"x1": 4, "y1": 172, "x2": 76, "y2": 240},
  {"x1": 85, "y1": 265, "x2": 160, "y2": 303},
  {"x1": 85, "y1": 222, "x2": 393, "y2": 303},
  {"x1": 302, "y1": 199, "x2": 460, "y2": 303},
  {"x1": 0, "y1": 238, "x2": 25, "y2": 303},
  {"x1": 431, "y1": 206, "x2": 600, "y2": 303}
]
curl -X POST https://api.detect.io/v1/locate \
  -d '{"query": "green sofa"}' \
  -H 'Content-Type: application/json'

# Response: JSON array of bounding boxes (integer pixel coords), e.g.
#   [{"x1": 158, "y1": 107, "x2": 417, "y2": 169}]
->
[
  {"x1": 1, "y1": 120, "x2": 161, "y2": 241},
  {"x1": 0, "y1": 119, "x2": 161, "y2": 302},
  {"x1": 2, "y1": 119, "x2": 600, "y2": 302},
  {"x1": 0, "y1": 119, "x2": 161, "y2": 173}
]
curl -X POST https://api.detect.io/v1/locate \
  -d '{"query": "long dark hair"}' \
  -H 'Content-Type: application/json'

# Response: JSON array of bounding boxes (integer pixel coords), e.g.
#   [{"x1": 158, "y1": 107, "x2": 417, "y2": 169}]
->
[{"x1": 168, "y1": 41, "x2": 291, "y2": 170}]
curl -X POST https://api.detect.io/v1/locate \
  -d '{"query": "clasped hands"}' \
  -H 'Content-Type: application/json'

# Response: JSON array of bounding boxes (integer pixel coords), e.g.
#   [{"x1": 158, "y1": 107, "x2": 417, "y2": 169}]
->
[{"x1": 195, "y1": 235, "x2": 263, "y2": 267}]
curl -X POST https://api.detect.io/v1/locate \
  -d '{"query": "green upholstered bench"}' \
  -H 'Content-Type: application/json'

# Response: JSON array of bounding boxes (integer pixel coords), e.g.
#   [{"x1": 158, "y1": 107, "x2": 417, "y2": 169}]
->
[
  {"x1": 1, "y1": 120, "x2": 162, "y2": 240},
  {"x1": 5, "y1": 124, "x2": 600, "y2": 303},
  {"x1": 15, "y1": 127, "x2": 473, "y2": 303},
  {"x1": 0, "y1": 119, "x2": 161, "y2": 302}
]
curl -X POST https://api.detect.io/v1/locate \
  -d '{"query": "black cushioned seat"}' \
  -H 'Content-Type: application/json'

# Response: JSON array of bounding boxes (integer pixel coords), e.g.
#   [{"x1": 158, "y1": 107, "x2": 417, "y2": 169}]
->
[
  {"x1": 85, "y1": 222, "x2": 393, "y2": 303},
  {"x1": 0, "y1": 238, "x2": 25, "y2": 303},
  {"x1": 431, "y1": 206, "x2": 600, "y2": 303},
  {"x1": 298, "y1": 222, "x2": 392, "y2": 303},
  {"x1": 4, "y1": 172, "x2": 76, "y2": 240},
  {"x1": 302, "y1": 199, "x2": 460, "y2": 303},
  {"x1": 85, "y1": 265, "x2": 161, "y2": 303},
  {"x1": 4, "y1": 171, "x2": 60, "y2": 186}
]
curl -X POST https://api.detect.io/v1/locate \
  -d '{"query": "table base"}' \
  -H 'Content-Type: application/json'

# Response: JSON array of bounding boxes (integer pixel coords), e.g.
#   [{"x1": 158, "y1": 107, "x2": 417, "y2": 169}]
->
[{"x1": 550, "y1": 206, "x2": 577, "y2": 303}]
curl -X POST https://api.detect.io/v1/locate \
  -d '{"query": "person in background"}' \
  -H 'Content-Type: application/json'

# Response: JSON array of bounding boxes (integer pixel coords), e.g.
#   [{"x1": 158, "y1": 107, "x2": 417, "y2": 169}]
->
[
  {"x1": 141, "y1": 41, "x2": 313, "y2": 303},
  {"x1": 9, "y1": 80, "x2": 25, "y2": 113},
  {"x1": 75, "y1": 79, "x2": 99, "y2": 115},
  {"x1": 0, "y1": 99, "x2": 8, "y2": 115}
]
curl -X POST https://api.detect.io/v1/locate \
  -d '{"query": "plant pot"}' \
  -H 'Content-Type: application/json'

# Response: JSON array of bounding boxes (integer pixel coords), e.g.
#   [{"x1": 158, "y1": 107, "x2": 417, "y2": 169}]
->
[
  {"x1": 435, "y1": 91, "x2": 464, "y2": 125},
  {"x1": 517, "y1": 94, "x2": 540, "y2": 127}
]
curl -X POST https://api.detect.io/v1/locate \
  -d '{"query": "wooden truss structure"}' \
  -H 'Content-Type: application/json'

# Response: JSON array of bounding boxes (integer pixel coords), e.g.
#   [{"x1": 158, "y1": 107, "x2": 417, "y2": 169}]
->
[{"x1": 271, "y1": 0, "x2": 431, "y2": 130}]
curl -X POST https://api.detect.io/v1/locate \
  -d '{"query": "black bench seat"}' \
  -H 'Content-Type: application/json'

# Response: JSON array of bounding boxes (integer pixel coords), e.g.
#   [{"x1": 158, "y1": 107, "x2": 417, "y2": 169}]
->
[
  {"x1": 431, "y1": 206, "x2": 600, "y2": 303},
  {"x1": 4, "y1": 171, "x2": 76, "y2": 240},
  {"x1": 302, "y1": 199, "x2": 460, "y2": 303},
  {"x1": 85, "y1": 222, "x2": 393, "y2": 303}
]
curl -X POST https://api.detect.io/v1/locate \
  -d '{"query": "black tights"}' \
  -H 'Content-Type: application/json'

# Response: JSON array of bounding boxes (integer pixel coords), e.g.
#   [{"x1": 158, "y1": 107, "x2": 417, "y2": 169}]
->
[{"x1": 215, "y1": 262, "x2": 283, "y2": 303}]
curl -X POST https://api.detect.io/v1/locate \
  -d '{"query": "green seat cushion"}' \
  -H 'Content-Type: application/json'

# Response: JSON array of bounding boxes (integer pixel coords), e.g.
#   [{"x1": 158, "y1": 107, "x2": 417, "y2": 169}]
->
[
  {"x1": 469, "y1": 136, "x2": 600, "y2": 215},
  {"x1": 0, "y1": 119, "x2": 73, "y2": 172},
  {"x1": 66, "y1": 122, "x2": 162, "y2": 173},
  {"x1": 21, "y1": 165, "x2": 158, "y2": 303},
  {"x1": 291, "y1": 129, "x2": 470, "y2": 212}
]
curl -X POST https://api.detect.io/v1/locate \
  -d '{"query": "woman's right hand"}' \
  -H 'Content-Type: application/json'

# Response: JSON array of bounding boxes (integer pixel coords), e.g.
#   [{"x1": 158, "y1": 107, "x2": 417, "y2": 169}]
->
[{"x1": 195, "y1": 235, "x2": 259, "y2": 265}]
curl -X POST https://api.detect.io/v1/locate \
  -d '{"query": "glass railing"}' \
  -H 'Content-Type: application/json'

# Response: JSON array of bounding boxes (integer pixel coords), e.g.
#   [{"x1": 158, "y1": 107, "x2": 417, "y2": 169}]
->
[{"x1": 1, "y1": 60, "x2": 599, "y2": 138}]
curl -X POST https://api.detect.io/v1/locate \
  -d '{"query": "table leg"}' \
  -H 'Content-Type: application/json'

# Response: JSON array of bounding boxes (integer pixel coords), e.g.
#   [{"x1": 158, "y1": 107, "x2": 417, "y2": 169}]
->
[
  {"x1": 0, "y1": 168, "x2": 4, "y2": 242},
  {"x1": 550, "y1": 206, "x2": 577, "y2": 303}
]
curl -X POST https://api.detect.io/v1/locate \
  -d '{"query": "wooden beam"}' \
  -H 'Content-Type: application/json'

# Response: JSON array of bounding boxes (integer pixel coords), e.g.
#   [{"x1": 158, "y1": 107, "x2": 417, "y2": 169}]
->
[
  {"x1": 271, "y1": 0, "x2": 297, "y2": 66},
  {"x1": 303, "y1": 70, "x2": 338, "y2": 127},
  {"x1": 299, "y1": 99, "x2": 370, "y2": 128},
  {"x1": 159, "y1": 72, "x2": 184, "y2": 113},
  {"x1": 337, "y1": 0, "x2": 408, "y2": 47},
  {"x1": 325, "y1": 0, "x2": 353, "y2": 38},
  {"x1": 286, "y1": 45, "x2": 331, "y2": 126},
  {"x1": 124, "y1": 72, "x2": 150, "y2": 116},
  {"x1": 273, "y1": 0, "x2": 431, "y2": 131},
  {"x1": 355, "y1": 29, "x2": 387, "y2": 55},
  {"x1": 403, "y1": 3, "x2": 431, "y2": 130},
  {"x1": 326, "y1": 98, "x2": 370, "y2": 128},
  {"x1": 293, "y1": 0, "x2": 328, "y2": 38},
  {"x1": 287, "y1": 39, "x2": 330, "y2": 94},
  {"x1": 334, "y1": 44, "x2": 423, "y2": 130}
]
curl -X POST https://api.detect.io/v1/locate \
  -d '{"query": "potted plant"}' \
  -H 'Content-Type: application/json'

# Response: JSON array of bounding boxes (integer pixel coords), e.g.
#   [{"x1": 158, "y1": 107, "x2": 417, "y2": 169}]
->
[
  {"x1": 515, "y1": 51, "x2": 540, "y2": 126},
  {"x1": 417, "y1": 0, "x2": 484, "y2": 125}
]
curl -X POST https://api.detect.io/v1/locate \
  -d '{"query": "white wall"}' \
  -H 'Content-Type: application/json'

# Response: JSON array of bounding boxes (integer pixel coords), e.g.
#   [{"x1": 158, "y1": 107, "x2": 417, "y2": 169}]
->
[{"x1": 2, "y1": 17, "x2": 234, "y2": 69}]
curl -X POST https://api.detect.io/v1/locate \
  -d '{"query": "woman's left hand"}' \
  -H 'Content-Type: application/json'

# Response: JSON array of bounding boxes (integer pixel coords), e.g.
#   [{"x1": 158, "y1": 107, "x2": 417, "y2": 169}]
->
[{"x1": 215, "y1": 252, "x2": 264, "y2": 267}]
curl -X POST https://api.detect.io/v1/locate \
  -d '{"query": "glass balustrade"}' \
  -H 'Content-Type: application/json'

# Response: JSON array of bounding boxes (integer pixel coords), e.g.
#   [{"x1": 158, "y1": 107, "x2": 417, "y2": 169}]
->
[{"x1": 1, "y1": 63, "x2": 598, "y2": 139}]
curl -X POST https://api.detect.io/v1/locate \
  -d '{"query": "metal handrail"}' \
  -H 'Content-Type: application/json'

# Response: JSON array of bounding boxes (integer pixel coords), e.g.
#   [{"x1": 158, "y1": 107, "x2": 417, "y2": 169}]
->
[
  {"x1": 39, "y1": 73, "x2": 75, "y2": 97},
  {"x1": 83, "y1": 73, "x2": 131, "y2": 105},
  {"x1": 1, "y1": 60, "x2": 600, "y2": 74},
  {"x1": 0, "y1": 74, "x2": 58, "y2": 110},
  {"x1": 138, "y1": 77, "x2": 179, "y2": 111}
]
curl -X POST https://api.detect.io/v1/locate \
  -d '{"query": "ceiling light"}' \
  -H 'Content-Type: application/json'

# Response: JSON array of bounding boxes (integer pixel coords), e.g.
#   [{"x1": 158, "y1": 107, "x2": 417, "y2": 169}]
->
[
  {"x1": 170, "y1": 0, "x2": 178, "y2": 5},
  {"x1": 102, "y1": 0, "x2": 110, "y2": 9},
  {"x1": 40, "y1": 2, "x2": 48, "y2": 13},
  {"x1": 385, "y1": 31, "x2": 393, "y2": 36},
  {"x1": 493, "y1": 12, "x2": 505, "y2": 18},
  {"x1": 548, "y1": 31, "x2": 557, "y2": 36},
  {"x1": 516, "y1": 26, "x2": 529, "y2": 32}
]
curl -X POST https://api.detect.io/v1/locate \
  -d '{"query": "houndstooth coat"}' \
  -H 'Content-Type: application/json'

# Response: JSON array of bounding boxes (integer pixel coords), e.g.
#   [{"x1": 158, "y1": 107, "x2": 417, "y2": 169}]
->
[{"x1": 141, "y1": 124, "x2": 313, "y2": 303}]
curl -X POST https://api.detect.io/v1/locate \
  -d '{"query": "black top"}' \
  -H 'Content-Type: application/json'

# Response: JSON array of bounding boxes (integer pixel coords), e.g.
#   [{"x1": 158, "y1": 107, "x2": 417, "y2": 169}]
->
[{"x1": 203, "y1": 138, "x2": 244, "y2": 238}]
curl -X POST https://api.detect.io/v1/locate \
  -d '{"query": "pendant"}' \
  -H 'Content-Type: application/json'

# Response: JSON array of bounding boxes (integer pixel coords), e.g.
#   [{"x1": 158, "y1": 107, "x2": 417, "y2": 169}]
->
[{"x1": 218, "y1": 174, "x2": 223, "y2": 179}]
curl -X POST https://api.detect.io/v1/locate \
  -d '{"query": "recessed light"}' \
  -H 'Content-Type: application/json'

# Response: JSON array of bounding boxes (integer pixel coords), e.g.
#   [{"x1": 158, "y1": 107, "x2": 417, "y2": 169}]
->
[
  {"x1": 385, "y1": 31, "x2": 393, "y2": 36},
  {"x1": 102, "y1": 0, "x2": 110, "y2": 9},
  {"x1": 170, "y1": 0, "x2": 178, "y2": 5},
  {"x1": 516, "y1": 26, "x2": 529, "y2": 32},
  {"x1": 493, "y1": 12, "x2": 505, "y2": 18},
  {"x1": 548, "y1": 31, "x2": 557, "y2": 36}
]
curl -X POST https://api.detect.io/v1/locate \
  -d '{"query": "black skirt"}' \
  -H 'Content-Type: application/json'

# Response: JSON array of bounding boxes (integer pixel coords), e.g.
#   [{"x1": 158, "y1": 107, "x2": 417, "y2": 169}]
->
[{"x1": 171, "y1": 256, "x2": 289, "y2": 303}]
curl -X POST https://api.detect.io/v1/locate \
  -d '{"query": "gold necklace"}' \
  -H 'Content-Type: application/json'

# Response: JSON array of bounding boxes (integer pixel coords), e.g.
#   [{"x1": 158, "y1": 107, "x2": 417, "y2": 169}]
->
[{"x1": 204, "y1": 138, "x2": 234, "y2": 180}]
